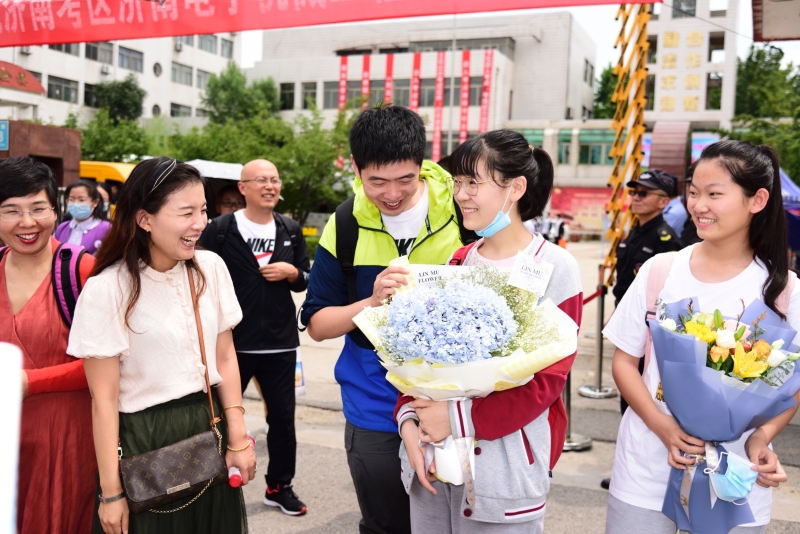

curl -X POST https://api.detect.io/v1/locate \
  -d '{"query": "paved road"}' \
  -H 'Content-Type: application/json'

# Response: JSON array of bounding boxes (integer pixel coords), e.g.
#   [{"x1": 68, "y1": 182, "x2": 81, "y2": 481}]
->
[{"x1": 239, "y1": 241, "x2": 800, "y2": 533}]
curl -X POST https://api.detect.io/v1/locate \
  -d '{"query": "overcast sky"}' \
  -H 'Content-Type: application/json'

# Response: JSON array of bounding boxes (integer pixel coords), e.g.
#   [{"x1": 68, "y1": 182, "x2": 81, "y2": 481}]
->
[{"x1": 240, "y1": 0, "x2": 800, "y2": 76}]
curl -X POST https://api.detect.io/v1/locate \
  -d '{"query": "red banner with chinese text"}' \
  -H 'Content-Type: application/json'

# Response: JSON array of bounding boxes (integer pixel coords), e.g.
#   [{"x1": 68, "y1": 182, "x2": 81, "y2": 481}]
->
[
  {"x1": 361, "y1": 54, "x2": 370, "y2": 109},
  {"x1": 479, "y1": 49, "x2": 493, "y2": 133},
  {"x1": 432, "y1": 50, "x2": 446, "y2": 162},
  {"x1": 550, "y1": 187, "x2": 613, "y2": 231},
  {"x1": 384, "y1": 54, "x2": 394, "y2": 103},
  {"x1": 458, "y1": 50, "x2": 471, "y2": 145},
  {"x1": 338, "y1": 55, "x2": 348, "y2": 111},
  {"x1": 409, "y1": 53, "x2": 422, "y2": 113},
  {"x1": 0, "y1": 0, "x2": 653, "y2": 48}
]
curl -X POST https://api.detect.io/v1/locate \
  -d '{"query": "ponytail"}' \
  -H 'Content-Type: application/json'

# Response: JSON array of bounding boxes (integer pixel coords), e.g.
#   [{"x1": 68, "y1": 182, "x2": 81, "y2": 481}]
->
[
  {"x1": 697, "y1": 141, "x2": 789, "y2": 319},
  {"x1": 448, "y1": 130, "x2": 555, "y2": 220}
]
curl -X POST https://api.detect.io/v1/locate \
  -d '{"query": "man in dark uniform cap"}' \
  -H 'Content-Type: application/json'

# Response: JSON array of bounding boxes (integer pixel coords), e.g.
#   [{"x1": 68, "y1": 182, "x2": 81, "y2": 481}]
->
[{"x1": 612, "y1": 170, "x2": 682, "y2": 305}]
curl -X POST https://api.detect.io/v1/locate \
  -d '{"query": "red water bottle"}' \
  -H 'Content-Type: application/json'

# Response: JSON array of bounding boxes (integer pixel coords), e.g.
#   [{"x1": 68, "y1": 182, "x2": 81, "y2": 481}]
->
[{"x1": 228, "y1": 432, "x2": 256, "y2": 488}]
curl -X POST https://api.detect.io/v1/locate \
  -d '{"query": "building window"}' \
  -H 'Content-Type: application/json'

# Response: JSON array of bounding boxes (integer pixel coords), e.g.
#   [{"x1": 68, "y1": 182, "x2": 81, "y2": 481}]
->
[
  {"x1": 444, "y1": 77, "x2": 483, "y2": 107},
  {"x1": 558, "y1": 130, "x2": 573, "y2": 165},
  {"x1": 49, "y1": 43, "x2": 79, "y2": 56},
  {"x1": 221, "y1": 39, "x2": 233, "y2": 59},
  {"x1": 30, "y1": 71, "x2": 42, "y2": 82},
  {"x1": 86, "y1": 42, "x2": 113, "y2": 64},
  {"x1": 152, "y1": 104, "x2": 161, "y2": 116},
  {"x1": 323, "y1": 81, "x2": 339, "y2": 109},
  {"x1": 419, "y1": 79, "x2": 435, "y2": 107},
  {"x1": 578, "y1": 130, "x2": 616, "y2": 165},
  {"x1": 391, "y1": 79, "x2": 410, "y2": 106},
  {"x1": 171, "y1": 62, "x2": 192, "y2": 86},
  {"x1": 174, "y1": 35, "x2": 194, "y2": 47},
  {"x1": 302, "y1": 82, "x2": 317, "y2": 109},
  {"x1": 280, "y1": 82, "x2": 295, "y2": 110},
  {"x1": 345, "y1": 80, "x2": 362, "y2": 107},
  {"x1": 706, "y1": 73, "x2": 723, "y2": 110},
  {"x1": 647, "y1": 35, "x2": 658, "y2": 64},
  {"x1": 170, "y1": 103, "x2": 191, "y2": 117},
  {"x1": 119, "y1": 47, "x2": 143, "y2": 72},
  {"x1": 84, "y1": 83, "x2": 100, "y2": 108},
  {"x1": 197, "y1": 70, "x2": 211, "y2": 90},
  {"x1": 47, "y1": 76, "x2": 79, "y2": 103},
  {"x1": 369, "y1": 80, "x2": 384, "y2": 106},
  {"x1": 583, "y1": 60, "x2": 594, "y2": 85},
  {"x1": 709, "y1": 0, "x2": 727, "y2": 17},
  {"x1": 198, "y1": 35, "x2": 217, "y2": 54},
  {"x1": 409, "y1": 37, "x2": 515, "y2": 60},
  {"x1": 153, "y1": 63, "x2": 163, "y2": 77},
  {"x1": 196, "y1": 108, "x2": 209, "y2": 118},
  {"x1": 672, "y1": 0, "x2": 696, "y2": 18},
  {"x1": 708, "y1": 33, "x2": 725, "y2": 63},
  {"x1": 645, "y1": 74, "x2": 656, "y2": 111}
]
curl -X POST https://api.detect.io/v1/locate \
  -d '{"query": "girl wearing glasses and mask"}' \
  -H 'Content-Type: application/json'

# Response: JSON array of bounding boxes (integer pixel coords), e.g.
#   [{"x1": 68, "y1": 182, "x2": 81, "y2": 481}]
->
[
  {"x1": 395, "y1": 130, "x2": 583, "y2": 533},
  {"x1": 0, "y1": 158, "x2": 97, "y2": 534},
  {"x1": 55, "y1": 179, "x2": 112, "y2": 255},
  {"x1": 603, "y1": 141, "x2": 800, "y2": 533},
  {"x1": 68, "y1": 158, "x2": 255, "y2": 534}
]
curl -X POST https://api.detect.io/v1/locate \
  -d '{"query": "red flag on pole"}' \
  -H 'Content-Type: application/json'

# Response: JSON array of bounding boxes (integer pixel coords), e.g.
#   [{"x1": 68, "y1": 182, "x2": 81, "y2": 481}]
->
[
  {"x1": 410, "y1": 53, "x2": 422, "y2": 113},
  {"x1": 384, "y1": 54, "x2": 394, "y2": 104},
  {"x1": 458, "y1": 50, "x2": 471, "y2": 145},
  {"x1": 432, "y1": 50, "x2": 446, "y2": 162},
  {"x1": 361, "y1": 54, "x2": 371, "y2": 109},
  {"x1": 338, "y1": 55, "x2": 348, "y2": 111},
  {"x1": 479, "y1": 49, "x2": 494, "y2": 133}
]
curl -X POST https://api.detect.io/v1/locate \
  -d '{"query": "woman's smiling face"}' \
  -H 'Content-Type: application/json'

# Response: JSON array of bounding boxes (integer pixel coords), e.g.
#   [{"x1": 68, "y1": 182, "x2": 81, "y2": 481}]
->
[{"x1": 0, "y1": 190, "x2": 57, "y2": 256}]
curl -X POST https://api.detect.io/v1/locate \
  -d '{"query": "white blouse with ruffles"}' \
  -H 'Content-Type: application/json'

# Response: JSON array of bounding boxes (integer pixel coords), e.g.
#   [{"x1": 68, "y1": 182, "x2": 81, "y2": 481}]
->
[{"x1": 68, "y1": 250, "x2": 243, "y2": 413}]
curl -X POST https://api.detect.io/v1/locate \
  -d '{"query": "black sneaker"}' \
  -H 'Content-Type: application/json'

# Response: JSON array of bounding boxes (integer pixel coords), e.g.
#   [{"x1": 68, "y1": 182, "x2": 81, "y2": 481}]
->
[{"x1": 263, "y1": 483, "x2": 308, "y2": 516}]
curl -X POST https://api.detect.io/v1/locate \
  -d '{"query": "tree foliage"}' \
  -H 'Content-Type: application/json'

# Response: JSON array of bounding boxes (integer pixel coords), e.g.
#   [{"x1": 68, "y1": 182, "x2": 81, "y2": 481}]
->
[
  {"x1": 720, "y1": 117, "x2": 800, "y2": 185},
  {"x1": 735, "y1": 44, "x2": 800, "y2": 119},
  {"x1": 95, "y1": 75, "x2": 147, "y2": 124},
  {"x1": 593, "y1": 64, "x2": 617, "y2": 119},
  {"x1": 81, "y1": 108, "x2": 149, "y2": 162},
  {"x1": 200, "y1": 63, "x2": 280, "y2": 124}
]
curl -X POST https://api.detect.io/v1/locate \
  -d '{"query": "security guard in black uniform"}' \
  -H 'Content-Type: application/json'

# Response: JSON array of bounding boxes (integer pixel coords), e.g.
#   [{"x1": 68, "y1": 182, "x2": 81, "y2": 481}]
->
[{"x1": 612, "y1": 169, "x2": 682, "y2": 304}]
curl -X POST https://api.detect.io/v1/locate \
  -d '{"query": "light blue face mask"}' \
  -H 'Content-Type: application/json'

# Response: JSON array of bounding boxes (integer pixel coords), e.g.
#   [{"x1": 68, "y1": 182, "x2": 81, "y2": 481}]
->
[
  {"x1": 68, "y1": 203, "x2": 93, "y2": 221},
  {"x1": 475, "y1": 183, "x2": 515, "y2": 238},
  {"x1": 706, "y1": 452, "x2": 758, "y2": 504},
  {"x1": 102, "y1": 202, "x2": 110, "y2": 213}
]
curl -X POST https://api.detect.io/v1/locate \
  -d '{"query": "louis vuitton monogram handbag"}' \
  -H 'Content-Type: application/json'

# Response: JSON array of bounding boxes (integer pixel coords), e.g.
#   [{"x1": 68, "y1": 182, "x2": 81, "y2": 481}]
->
[{"x1": 119, "y1": 268, "x2": 228, "y2": 514}]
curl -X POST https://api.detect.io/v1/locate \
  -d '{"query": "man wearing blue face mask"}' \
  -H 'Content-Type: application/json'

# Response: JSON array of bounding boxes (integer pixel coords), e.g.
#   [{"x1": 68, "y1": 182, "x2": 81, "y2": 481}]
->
[{"x1": 54, "y1": 180, "x2": 111, "y2": 255}]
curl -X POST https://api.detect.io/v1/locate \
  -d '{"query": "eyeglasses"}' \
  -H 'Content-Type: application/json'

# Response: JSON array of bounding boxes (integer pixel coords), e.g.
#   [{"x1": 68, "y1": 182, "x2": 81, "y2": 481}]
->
[
  {"x1": 0, "y1": 206, "x2": 55, "y2": 222},
  {"x1": 219, "y1": 200, "x2": 245, "y2": 208},
  {"x1": 240, "y1": 177, "x2": 282, "y2": 186},
  {"x1": 629, "y1": 189, "x2": 667, "y2": 199},
  {"x1": 448, "y1": 177, "x2": 494, "y2": 196}
]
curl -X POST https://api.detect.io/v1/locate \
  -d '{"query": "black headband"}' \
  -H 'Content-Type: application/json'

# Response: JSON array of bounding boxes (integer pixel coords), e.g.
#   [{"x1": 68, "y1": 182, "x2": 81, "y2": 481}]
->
[{"x1": 145, "y1": 159, "x2": 177, "y2": 196}]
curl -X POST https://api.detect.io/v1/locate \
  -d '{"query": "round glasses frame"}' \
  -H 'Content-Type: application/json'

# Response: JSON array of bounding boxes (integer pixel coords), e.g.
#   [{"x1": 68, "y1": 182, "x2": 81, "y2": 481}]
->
[{"x1": 447, "y1": 177, "x2": 495, "y2": 197}]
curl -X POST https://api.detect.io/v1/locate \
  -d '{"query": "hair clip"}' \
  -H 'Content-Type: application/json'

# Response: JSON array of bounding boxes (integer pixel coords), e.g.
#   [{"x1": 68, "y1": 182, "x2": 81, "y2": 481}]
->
[{"x1": 146, "y1": 159, "x2": 177, "y2": 196}]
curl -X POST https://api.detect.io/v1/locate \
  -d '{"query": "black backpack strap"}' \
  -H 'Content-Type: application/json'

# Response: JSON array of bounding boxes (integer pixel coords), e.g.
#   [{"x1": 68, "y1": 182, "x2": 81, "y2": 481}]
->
[
  {"x1": 216, "y1": 213, "x2": 233, "y2": 249},
  {"x1": 275, "y1": 212, "x2": 300, "y2": 249},
  {"x1": 454, "y1": 197, "x2": 478, "y2": 245},
  {"x1": 335, "y1": 196, "x2": 359, "y2": 305}
]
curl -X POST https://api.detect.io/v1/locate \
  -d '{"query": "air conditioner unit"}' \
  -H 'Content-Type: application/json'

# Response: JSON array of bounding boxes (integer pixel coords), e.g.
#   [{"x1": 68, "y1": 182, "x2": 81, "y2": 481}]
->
[
  {"x1": 174, "y1": 42, "x2": 183, "y2": 52},
  {"x1": 101, "y1": 63, "x2": 111, "y2": 75},
  {"x1": 19, "y1": 46, "x2": 31, "y2": 55}
]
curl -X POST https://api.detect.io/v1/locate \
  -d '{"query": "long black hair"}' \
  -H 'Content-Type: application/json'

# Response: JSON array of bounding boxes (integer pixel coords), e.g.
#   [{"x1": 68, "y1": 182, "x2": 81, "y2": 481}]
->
[
  {"x1": 90, "y1": 157, "x2": 207, "y2": 326},
  {"x1": 448, "y1": 129, "x2": 554, "y2": 221},
  {"x1": 697, "y1": 140, "x2": 788, "y2": 318},
  {"x1": 65, "y1": 179, "x2": 107, "y2": 221}
]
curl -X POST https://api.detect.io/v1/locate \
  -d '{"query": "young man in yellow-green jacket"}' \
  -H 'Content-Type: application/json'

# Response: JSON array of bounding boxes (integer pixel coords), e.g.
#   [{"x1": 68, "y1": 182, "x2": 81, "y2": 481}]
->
[{"x1": 300, "y1": 105, "x2": 464, "y2": 534}]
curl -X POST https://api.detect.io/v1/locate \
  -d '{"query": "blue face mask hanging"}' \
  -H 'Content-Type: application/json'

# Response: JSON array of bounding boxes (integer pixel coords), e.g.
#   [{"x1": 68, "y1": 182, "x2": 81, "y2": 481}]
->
[
  {"x1": 475, "y1": 182, "x2": 515, "y2": 238},
  {"x1": 705, "y1": 452, "x2": 758, "y2": 503}
]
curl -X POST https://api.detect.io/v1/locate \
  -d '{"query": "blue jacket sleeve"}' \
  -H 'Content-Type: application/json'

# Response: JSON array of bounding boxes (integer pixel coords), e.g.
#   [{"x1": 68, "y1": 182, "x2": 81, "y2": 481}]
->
[{"x1": 299, "y1": 244, "x2": 350, "y2": 327}]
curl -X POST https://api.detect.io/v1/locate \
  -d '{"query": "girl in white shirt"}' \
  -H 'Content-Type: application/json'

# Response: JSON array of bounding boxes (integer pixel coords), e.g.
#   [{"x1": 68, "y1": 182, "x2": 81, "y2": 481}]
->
[
  {"x1": 68, "y1": 158, "x2": 256, "y2": 534},
  {"x1": 603, "y1": 141, "x2": 800, "y2": 533}
]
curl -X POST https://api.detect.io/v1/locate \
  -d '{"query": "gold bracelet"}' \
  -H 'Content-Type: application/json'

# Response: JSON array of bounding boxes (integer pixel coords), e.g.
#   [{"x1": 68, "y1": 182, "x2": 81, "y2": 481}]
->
[
  {"x1": 226, "y1": 442, "x2": 251, "y2": 452},
  {"x1": 223, "y1": 404, "x2": 245, "y2": 415}
]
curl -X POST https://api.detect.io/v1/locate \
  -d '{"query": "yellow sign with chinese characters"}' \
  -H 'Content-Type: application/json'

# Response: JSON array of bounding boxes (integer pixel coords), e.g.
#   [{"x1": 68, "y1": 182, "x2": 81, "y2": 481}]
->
[
  {"x1": 663, "y1": 54, "x2": 678, "y2": 69},
  {"x1": 684, "y1": 96, "x2": 699, "y2": 111},
  {"x1": 685, "y1": 74, "x2": 700, "y2": 90},
  {"x1": 663, "y1": 32, "x2": 680, "y2": 47},
  {"x1": 662, "y1": 75, "x2": 676, "y2": 90},
  {"x1": 686, "y1": 53, "x2": 701, "y2": 68},
  {"x1": 661, "y1": 96, "x2": 675, "y2": 111},
  {"x1": 687, "y1": 31, "x2": 703, "y2": 47}
]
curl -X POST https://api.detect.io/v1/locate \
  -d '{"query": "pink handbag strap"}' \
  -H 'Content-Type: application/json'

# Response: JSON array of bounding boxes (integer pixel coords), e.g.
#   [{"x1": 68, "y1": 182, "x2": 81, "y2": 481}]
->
[
  {"x1": 774, "y1": 273, "x2": 796, "y2": 317},
  {"x1": 643, "y1": 253, "x2": 676, "y2": 373}
]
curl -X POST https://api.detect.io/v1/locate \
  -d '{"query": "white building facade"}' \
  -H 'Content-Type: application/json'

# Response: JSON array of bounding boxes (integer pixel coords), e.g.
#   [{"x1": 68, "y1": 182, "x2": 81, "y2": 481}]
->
[
  {"x1": 0, "y1": 33, "x2": 240, "y2": 126},
  {"x1": 246, "y1": 12, "x2": 597, "y2": 159}
]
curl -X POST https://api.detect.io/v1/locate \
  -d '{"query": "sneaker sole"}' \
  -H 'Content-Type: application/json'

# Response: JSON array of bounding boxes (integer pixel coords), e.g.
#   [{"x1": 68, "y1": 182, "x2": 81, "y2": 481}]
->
[{"x1": 263, "y1": 497, "x2": 308, "y2": 516}]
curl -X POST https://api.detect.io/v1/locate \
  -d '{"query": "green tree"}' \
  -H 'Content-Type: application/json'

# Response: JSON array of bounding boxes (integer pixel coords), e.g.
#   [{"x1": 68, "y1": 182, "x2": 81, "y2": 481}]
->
[
  {"x1": 736, "y1": 44, "x2": 800, "y2": 119},
  {"x1": 201, "y1": 63, "x2": 280, "y2": 124},
  {"x1": 81, "y1": 108, "x2": 149, "y2": 162},
  {"x1": 720, "y1": 117, "x2": 800, "y2": 185},
  {"x1": 95, "y1": 75, "x2": 147, "y2": 124},
  {"x1": 593, "y1": 64, "x2": 617, "y2": 119}
]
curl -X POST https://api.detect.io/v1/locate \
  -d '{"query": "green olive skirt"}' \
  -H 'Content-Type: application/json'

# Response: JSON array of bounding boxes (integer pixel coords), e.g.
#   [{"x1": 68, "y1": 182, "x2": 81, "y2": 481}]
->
[{"x1": 92, "y1": 390, "x2": 248, "y2": 534}]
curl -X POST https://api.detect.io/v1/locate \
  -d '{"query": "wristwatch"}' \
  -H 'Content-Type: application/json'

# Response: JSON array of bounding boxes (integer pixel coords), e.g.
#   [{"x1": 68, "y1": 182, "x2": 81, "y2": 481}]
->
[{"x1": 99, "y1": 491, "x2": 125, "y2": 504}]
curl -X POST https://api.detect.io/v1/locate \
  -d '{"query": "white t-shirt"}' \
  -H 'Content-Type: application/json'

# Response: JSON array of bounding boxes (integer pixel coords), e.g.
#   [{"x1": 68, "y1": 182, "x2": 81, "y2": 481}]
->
[
  {"x1": 235, "y1": 210, "x2": 276, "y2": 267},
  {"x1": 381, "y1": 181, "x2": 429, "y2": 256},
  {"x1": 603, "y1": 245, "x2": 800, "y2": 525}
]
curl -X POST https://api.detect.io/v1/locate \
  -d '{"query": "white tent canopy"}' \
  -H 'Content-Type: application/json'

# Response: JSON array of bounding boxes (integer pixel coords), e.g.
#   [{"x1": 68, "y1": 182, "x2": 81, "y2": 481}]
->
[{"x1": 186, "y1": 159, "x2": 243, "y2": 181}]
